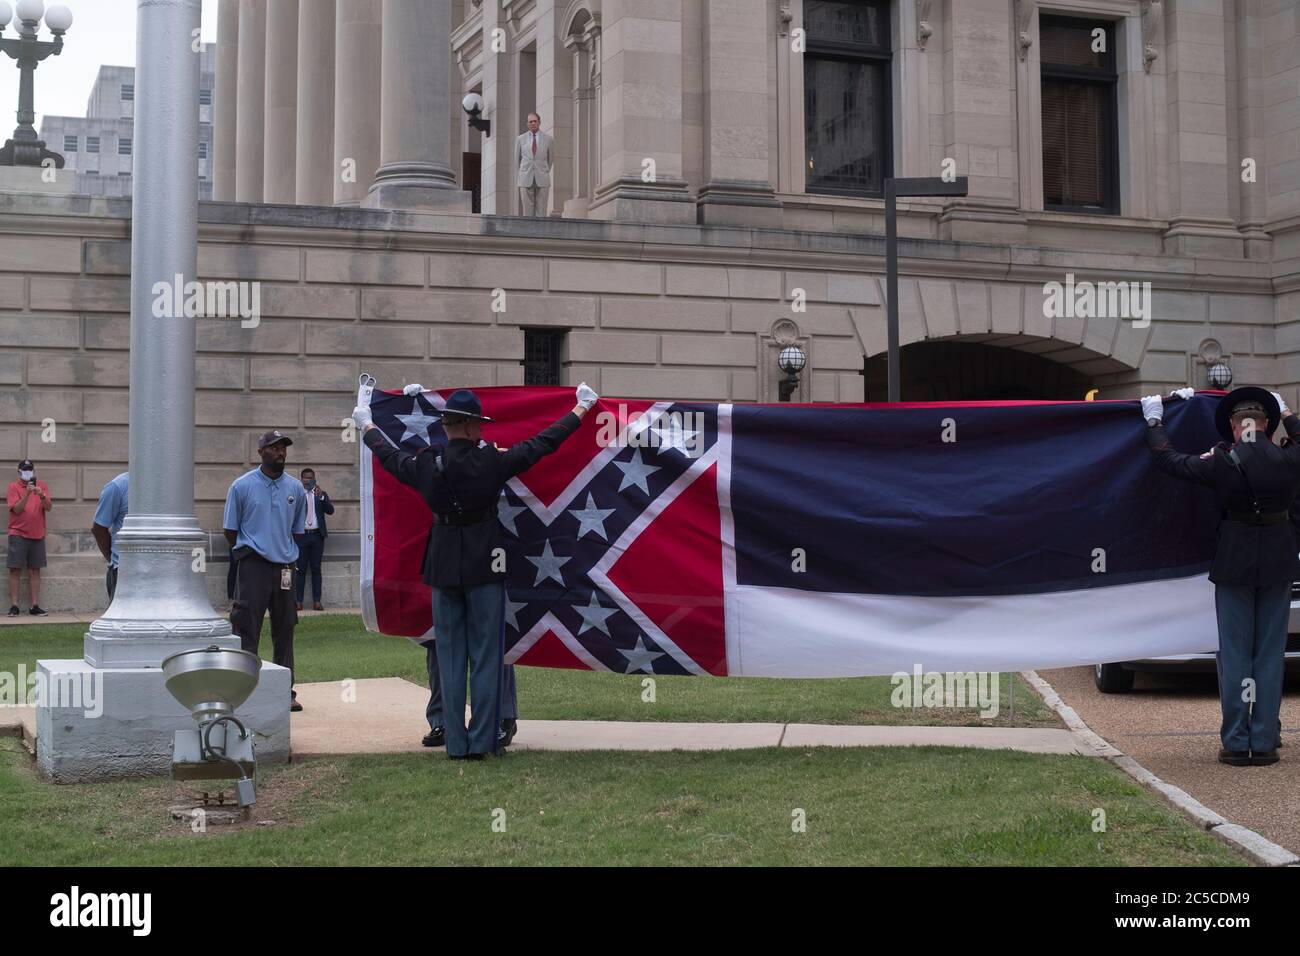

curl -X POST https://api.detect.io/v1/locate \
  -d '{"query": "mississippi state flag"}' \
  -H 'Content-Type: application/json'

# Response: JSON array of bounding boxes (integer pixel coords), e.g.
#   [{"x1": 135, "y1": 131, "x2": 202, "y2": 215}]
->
[{"x1": 361, "y1": 387, "x2": 1225, "y2": 677}]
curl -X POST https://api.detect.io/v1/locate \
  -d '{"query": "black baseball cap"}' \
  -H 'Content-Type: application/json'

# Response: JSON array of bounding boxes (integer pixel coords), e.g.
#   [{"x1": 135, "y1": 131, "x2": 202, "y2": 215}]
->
[
  {"x1": 18, "y1": 459, "x2": 33, "y2": 470},
  {"x1": 257, "y1": 430, "x2": 293, "y2": 450}
]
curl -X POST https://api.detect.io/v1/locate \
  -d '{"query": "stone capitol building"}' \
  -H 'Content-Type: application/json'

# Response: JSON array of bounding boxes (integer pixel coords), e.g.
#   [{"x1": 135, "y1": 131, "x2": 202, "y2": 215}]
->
[{"x1": 2, "y1": 0, "x2": 1298, "y2": 608}]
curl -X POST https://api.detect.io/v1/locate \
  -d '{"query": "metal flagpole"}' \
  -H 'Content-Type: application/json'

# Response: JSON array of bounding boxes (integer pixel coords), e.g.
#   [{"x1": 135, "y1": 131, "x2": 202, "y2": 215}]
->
[{"x1": 85, "y1": 0, "x2": 233, "y2": 667}]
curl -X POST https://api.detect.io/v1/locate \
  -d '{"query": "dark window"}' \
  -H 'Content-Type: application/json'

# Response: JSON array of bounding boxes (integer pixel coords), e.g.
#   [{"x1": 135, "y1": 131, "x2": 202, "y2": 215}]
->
[
  {"x1": 522, "y1": 329, "x2": 566, "y2": 386},
  {"x1": 1040, "y1": 16, "x2": 1118, "y2": 213},
  {"x1": 199, "y1": 88, "x2": 212, "y2": 106},
  {"x1": 121, "y1": 84, "x2": 134, "y2": 102},
  {"x1": 803, "y1": 0, "x2": 891, "y2": 197},
  {"x1": 63, "y1": 135, "x2": 77, "y2": 152},
  {"x1": 86, "y1": 135, "x2": 99, "y2": 153},
  {"x1": 118, "y1": 137, "x2": 132, "y2": 156},
  {"x1": 198, "y1": 141, "x2": 208, "y2": 159}
]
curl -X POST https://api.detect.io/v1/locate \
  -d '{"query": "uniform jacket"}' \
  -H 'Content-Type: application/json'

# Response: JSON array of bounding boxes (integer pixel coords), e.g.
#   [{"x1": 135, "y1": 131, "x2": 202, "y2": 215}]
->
[
  {"x1": 364, "y1": 411, "x2": 581, "y2": 587},
  {"x1": 515, "y1": 130, "x2": 553, "y2": 187},
  {"x1": 1146, "y1": 415, "x2": 1300, "y2": 586}
]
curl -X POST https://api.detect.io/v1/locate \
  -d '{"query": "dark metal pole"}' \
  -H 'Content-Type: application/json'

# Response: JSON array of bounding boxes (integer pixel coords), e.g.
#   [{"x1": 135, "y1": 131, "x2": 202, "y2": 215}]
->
[
  {"x1": 881, "y1": 176, "x2": 968, "y2": 404},
  {"x1": 885, "y1": 178, "x2": 899, "y2": 403}
]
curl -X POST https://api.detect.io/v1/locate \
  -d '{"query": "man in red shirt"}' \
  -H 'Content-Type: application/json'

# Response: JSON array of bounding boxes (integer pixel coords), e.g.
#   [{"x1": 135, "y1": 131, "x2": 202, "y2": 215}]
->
[{"x1": 7, "y1": 458, "x2": 53, "y2": 616}]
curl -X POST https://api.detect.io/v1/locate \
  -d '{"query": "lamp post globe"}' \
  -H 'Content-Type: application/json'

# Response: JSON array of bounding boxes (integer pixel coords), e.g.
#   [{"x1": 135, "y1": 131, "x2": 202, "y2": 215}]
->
[
  {"x1": 1207, "y1": 362, "x2": 1233, "y2": 390},
  {"x1": 15, "y1": 0, "x2": 43, "y2": 25},
  {"x1": 44, "y1": 2, "x2": 70, "y2": 33},
  {"x1": 0, "y1": 2, "x2": 13, "y2": 30},
  {"x1": 778, "y1": 345, "x2": 806, "y2": 374}
]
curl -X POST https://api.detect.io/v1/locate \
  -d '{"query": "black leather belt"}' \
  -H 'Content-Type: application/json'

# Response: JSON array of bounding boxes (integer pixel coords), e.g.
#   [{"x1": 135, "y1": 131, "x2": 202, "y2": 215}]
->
[
  {"x1": 435, "y1": 506, "x2": 498, "y2": 527},
  {"x1": 1223, "y1": 510, "x2": 1288, "y2": 526}
]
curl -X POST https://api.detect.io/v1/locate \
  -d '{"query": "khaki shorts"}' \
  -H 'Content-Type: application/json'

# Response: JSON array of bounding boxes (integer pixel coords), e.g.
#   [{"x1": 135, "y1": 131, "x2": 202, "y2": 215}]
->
[{"x1": 6, "y1": 535, "x2": 47, "y2": 570}]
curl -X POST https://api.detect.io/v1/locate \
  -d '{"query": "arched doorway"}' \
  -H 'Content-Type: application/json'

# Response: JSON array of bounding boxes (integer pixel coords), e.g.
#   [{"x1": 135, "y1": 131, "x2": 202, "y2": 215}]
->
[{"x1": 861, "y1": 339, "x2": 1095, "y2": 401}]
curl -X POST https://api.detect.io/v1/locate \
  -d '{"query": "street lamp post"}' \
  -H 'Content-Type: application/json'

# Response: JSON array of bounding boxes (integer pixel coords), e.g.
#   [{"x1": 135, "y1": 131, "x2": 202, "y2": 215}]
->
[
  {"x1": 0, "y1": 0, "x2": 72, "y2": 167},
  {"x1": 778, "y1": 345, "x2": 806, "y2": 402},
  {"x1": 884, "y1": 176, "x2": 969, "y2": 402}
]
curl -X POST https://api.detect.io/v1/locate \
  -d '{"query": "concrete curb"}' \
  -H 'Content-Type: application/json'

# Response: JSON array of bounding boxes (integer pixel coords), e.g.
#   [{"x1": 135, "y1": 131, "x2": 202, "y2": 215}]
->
[{"x1": 1023, "y1": 670, "x2": 1299, "y2": 867}]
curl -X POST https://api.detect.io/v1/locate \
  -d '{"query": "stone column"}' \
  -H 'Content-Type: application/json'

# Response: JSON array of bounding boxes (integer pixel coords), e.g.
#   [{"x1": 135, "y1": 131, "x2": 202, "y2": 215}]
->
[
  {"x1": 295, "y1": 0, "x2": 335, "y2": 205},
  {"x1": 364, "y1": 0, "x2": 469, "y2": 210},
  {"x1": 333, "y1": 0, "x2": 382, "y2": 206},
  {"x1": 938, "y1": 0, "x2": 1024, "y2": 242},
  {"x1": 477, "y1": 0, "x2": 514, "y2": 215},
  {"x1": 532, "y1": 0, "x2": 571, "y2": 216},
  {"x1": 212, "y1": 0, "x2": 239, "y2": 200},
  {"x1": 588, "y1": 0, "x2": 693, "y2": 223},
  {"x1": 262, "y1": 0, "x2": 298, "y2": 203},
  {"x1": 234, "y1": 0, "x2": 267, "y2": 202},
  {"x1": 696, "y1": 0, "x2": 780, "y2": 226},
  {"x1": 1162, "y1": 0, "x2": 1239, "y2": 256}
]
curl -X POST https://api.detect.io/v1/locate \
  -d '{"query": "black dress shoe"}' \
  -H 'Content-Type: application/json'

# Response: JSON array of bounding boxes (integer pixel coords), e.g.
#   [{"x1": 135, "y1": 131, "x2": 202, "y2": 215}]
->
[
  {"x1": 498, "y1": 718, "x2": 518, "y2": 749},
  {"x1": 6, "y1": 605, "x2": 18, "y2": 617},
  {"x1": 1249, "y1": 750, "x2": 1280, "y2": 766},
  {"x1": 422, "y1": 726, "x2": 446, "y2": 748},
  {"x1": 465, "y1": 753, "x2": 486, "y2": 761},
  {"x1": 1218, "y1": 749, "x2": 1251, "y2": 766},
  {"x1": 448, "y1": 753, "x2": 485, "y2": 761}
]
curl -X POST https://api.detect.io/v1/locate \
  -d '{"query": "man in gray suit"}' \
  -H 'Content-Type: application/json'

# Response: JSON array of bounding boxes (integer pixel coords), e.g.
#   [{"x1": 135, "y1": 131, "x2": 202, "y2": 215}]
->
[{"x1": 515, "y1": 111, "x2": 553, "y2": 216}]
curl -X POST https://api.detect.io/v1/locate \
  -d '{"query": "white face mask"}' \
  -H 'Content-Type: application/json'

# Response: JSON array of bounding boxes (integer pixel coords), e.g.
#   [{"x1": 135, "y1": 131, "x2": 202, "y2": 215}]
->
[{"x1": 19, "y1": 470, "x2": 33, "y2": 482}]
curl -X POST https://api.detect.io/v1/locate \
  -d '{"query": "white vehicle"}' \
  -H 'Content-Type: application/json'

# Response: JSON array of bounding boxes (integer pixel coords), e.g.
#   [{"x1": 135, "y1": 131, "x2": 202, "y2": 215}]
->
[{"x1": 1093, "y1": 575, "x2": 1300, "y2": 693}]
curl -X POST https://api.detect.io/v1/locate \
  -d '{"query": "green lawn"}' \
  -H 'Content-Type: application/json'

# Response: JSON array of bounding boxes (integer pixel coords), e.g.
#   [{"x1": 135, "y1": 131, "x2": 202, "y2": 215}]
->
[
  {"x1": 0, "y1": 737, "x2": 1243, "y2": 866},
  {"x1": 1, "y1": 615, "x2": 1058, "y2": 727}
]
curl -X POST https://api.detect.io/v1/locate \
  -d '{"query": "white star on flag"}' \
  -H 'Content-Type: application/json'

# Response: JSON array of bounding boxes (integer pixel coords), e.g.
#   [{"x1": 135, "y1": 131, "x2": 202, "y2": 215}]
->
[
  {"x1": 650, "y1": 416, "x2": 700, "y2": 457},
  {"x1": 567, "y1": 491, "x2": 616, "y2": 541},
  {"x1": 613, "y1": 447, "x2": 662, "y2": 495},
  {"x1": 525, "y1": 539, "x2": 570, "y2": 586},
  {"x1": 573, "y1": 590, "x2": 618, "y2": 636},
  {"x1": 618, "y1": 636, "x2": 665, "y2": 674},
  {"x1": 505, "y1": 596, "x2": 526, "y2": 630},
  {"x1": 498, "y1": 497, "x2": 526, "y2": 536},
  {"x1": 395, "y1": 400, "x2": 440, "y2": 445}
]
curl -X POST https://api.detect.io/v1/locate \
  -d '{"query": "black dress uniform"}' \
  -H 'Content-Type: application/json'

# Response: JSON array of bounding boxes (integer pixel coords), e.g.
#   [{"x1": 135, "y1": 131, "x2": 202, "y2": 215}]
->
[
  {"x1": 1144, "y1": 388, "x2": 1300, "y2": 762},
  {"x1": 364, "y1": 392, "x2": 582, "y2": 757}
]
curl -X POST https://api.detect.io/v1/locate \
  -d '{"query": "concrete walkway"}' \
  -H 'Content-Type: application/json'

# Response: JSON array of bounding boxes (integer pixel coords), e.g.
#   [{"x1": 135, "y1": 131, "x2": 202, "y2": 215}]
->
[
  {"x1": 0, "y1": 608, "x2": 364, "y2": 627},
  {"x1": 291, "y1": 677, "x2": 1091, "y2": 755},
  {"x1": 1, "y1": 676, "x2": 1092, "y2": 757}
]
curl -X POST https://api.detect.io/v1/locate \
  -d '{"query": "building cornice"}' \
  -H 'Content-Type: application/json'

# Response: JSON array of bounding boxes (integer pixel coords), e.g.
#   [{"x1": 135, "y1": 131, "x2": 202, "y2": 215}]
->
[{"x1": 0, "y1": 192, "x2": 1281, "y2": 296}]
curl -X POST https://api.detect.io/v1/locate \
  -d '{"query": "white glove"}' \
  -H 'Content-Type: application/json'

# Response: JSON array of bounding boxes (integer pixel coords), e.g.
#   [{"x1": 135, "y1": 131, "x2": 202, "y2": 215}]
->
[
  {"x1": 576, "y1": 382, "x2": 599, "y2": 409},
  {"x1": 352, "y1": 404, "x2": 373, "y2": 430},
  {"x1": 1170, "y1": 387, "x2": 1194, "y2": 401},
  {"x1": 1140, "y1": 395, "x2": 1163, "y2": 423},
  {"x1": 1271, "y1": 391, "x2": 1290, "y2": 416},
  {"x1": 403, "y1": 383, "x2": 425, "y2": 397}
]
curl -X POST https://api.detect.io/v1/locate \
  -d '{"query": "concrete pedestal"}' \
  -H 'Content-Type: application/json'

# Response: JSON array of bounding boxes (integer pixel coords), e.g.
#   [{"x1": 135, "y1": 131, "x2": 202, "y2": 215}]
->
[{"x1": 35, "y1": 657, "x2": 291, "y2": 783}]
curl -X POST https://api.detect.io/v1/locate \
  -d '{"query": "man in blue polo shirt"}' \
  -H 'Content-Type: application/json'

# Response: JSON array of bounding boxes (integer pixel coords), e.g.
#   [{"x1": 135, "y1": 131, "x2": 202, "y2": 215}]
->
[
  {"x1": 224, "y1": 430, "x2": 307, "y2": 711},
  {"x1": 91, "y1": 471, "x2": 129, "y2": 600}
]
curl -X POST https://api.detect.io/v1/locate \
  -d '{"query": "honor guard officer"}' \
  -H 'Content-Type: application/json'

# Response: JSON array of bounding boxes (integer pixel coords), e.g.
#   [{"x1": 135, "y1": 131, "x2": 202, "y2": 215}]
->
[
  {"x1": 1142, "y1": 386, "x2": 1300, "y2": 766},
  {"x1": 224, "y1": 430, "x2": 308, "y2": 712},
  {"x1": 353, "y1": 384, "x2": 598, "y2": 759}
]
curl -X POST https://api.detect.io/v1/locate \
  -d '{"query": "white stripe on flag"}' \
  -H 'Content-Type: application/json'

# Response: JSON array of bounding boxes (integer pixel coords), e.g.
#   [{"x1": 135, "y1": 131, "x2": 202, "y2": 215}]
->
[{"x1": 727, "y1": 573, "x2": 1218, "y2": 677}]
